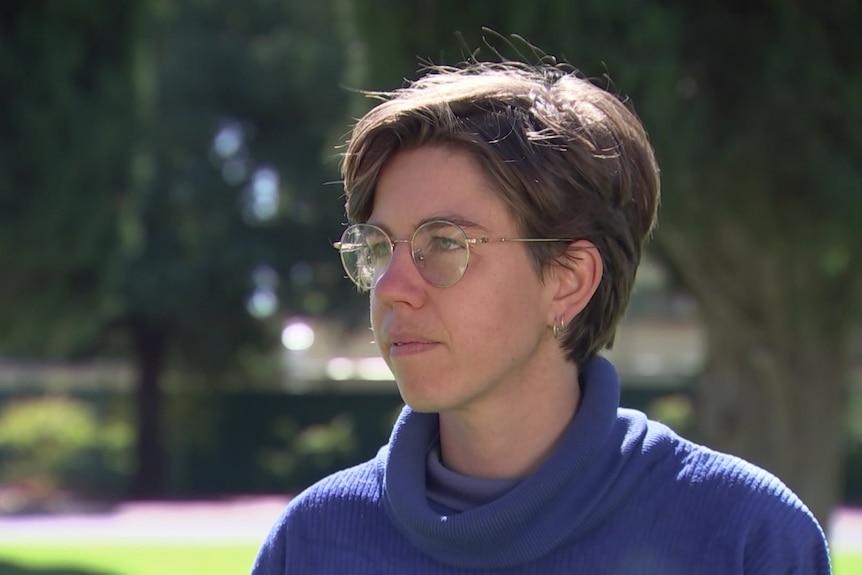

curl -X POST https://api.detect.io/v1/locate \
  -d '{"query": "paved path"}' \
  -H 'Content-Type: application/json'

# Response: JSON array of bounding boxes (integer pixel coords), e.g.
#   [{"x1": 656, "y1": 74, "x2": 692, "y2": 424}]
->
[
  {"x1": 0, "y1": 496, "x2": 291, "y2": 546},
  {"x1": 0, "y1": 497, "x2": 858, "y2": 552},
  {"x1": 831, "y1": 507, "x2": 862, "y2": 553}
]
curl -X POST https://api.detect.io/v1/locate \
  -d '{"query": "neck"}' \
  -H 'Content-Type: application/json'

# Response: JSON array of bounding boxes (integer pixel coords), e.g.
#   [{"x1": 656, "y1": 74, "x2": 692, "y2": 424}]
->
[{"x1": 437, "y1": 359, "x2": 580, "y2": 479}]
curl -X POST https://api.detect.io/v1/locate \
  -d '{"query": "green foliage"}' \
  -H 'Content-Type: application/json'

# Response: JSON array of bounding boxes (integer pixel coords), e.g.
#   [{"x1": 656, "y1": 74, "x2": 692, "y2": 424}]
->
[
  {"x1": 646, "y1": 393, "x2": 694, "y2": 438},
  {"x1": 0, "y1": 396, "x2": 132, "y2": 502},
  {"x1": 849, "y1": 376, "x2": 862, "y2": 445},
  {"x1": 0, "y1": 0, "x2": 363, "y2": 367},
  {"x1": 0, "y1": 0, "x2": 360, "y2": 495},
  {"x1": 0, "y1": 1, "x2": 138, "y2": 356},
  {"x1": 258, "y1": 414, "x2": 358, "y2": 484},
  {"x1": 115, "y1": 0, "x2": 362, "y2": 374}
]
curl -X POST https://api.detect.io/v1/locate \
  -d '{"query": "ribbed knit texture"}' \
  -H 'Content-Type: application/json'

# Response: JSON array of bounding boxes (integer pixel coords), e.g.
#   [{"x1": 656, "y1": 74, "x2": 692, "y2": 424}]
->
[{"x1": 251, "y1": 357, "x2": 831, "y2": 574}]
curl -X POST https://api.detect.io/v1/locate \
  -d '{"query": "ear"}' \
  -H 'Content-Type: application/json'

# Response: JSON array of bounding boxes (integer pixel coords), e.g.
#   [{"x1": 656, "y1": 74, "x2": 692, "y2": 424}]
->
[{"x1": 546, "y1": 240, "x2": 603, "y2": 327}]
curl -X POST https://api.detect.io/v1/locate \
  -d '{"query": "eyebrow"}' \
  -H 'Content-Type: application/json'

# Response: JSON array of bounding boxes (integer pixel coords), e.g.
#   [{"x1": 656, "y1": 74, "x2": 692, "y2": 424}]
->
[{"x1": 367, "y1": 214, "x2": 491, "y2": 236}]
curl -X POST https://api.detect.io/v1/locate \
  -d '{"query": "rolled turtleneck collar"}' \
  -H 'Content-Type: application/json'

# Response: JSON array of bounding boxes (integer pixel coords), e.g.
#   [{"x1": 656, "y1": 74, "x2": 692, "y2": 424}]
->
[
  {"x1": 378, "y1": 356, "x2": 666, "y2": 570},
  {"x1": 425, "y1": 442, "x2": 521, "y2": 514}
]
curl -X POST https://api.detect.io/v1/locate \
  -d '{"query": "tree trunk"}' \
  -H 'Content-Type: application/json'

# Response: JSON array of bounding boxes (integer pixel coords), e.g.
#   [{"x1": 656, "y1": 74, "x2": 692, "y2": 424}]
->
[
  {"x1": 695, "y1": 308, "x2": 848, "y2": 530},
  {"x1": 130, "y1": 320, "x2": 167, "y2": 499}
]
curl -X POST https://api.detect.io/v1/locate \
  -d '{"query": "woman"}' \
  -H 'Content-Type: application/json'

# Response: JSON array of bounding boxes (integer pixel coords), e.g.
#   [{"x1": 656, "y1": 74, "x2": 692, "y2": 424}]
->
[{"x1": 252, "y1": 60, "x2": 830, "y2": 574}]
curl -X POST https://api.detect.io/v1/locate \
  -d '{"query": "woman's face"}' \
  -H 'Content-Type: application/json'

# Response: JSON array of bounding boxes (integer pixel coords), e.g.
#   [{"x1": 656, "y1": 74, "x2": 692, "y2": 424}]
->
[{"x1": 368, "y1": 146, "x2": 561, "y2": 416}]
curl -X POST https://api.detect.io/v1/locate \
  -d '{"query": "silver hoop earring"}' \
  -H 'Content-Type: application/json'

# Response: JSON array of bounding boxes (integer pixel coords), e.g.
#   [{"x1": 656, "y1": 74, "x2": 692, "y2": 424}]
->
[{"x1": 553, "y1": 316, "x2": 567, "y2": 339}]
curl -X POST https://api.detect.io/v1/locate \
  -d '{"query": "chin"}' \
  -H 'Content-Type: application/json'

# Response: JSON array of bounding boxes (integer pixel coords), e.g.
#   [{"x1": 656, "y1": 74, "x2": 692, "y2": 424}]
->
[{"x1": 396, "y1": 378, "x2": 454, "y2": 413}]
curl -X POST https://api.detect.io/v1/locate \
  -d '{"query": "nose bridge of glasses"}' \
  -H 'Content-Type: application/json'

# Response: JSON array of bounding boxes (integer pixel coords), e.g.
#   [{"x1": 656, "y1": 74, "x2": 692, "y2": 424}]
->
[
  {"x1": 369, "y1": 236, "x2": 422, "y2": 291},
  {"x1": 384, "y1": 237, "x2": 419, "y2": 260},
  {"x1": 383, "y1": 238, "x2": 417, "y2": 268},
  {"x1": 386, "y1": 238, "x2": 412, "y2": 260}
]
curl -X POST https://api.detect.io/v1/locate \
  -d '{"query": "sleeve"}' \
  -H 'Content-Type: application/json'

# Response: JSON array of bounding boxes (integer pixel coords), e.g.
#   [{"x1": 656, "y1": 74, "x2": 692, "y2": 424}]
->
[{"x1": 741, "y1": 491, "x2": 832, "y2": 575}]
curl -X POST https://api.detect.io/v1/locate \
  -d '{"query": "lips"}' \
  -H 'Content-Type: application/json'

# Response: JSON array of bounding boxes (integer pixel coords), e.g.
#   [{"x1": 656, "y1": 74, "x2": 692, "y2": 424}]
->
[
  {"x1": 385, "y1": 326, "x2": 434, "y2": 345},
  {"x1": 385, "y1": 332, "x2": 439, "y2": 356},
  {"x1": 392, "y1": 337, "x2": 433, "y2": 346},
  {"x1": 390, "y1": 341, "x2": 437, "y2": 356}
]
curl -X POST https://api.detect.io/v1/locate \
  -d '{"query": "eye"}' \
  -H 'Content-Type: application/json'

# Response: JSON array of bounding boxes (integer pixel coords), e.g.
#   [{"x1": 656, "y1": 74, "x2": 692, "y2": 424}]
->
[
  {"x1": 416, "y1": 222, "x2": 468, "y2": 254},
  {"x1": 429, "y1": 235, "x2": 465, "y2": 252},
  {"x1": 366, "y1": 239, "x2": 391, "y2": 261}
]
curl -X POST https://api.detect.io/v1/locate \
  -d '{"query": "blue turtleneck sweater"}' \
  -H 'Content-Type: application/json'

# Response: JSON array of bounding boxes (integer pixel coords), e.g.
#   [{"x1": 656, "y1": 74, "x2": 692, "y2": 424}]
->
[{"x1": 251, "y1": 357, "x2": 830, "y2": 574}]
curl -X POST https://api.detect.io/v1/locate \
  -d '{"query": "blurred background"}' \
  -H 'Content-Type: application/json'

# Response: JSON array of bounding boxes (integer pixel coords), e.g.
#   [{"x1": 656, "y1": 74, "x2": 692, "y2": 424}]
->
[{"x1": 0, "y1": 0, "x2": 860, "y2": 572}]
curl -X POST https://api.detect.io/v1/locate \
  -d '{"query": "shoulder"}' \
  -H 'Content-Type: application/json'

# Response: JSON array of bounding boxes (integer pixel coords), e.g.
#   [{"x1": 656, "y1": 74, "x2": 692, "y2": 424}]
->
[
  {"x1": 667, "y1": 432, "x2": 830, "y2": 572},
  {"x1": 284, "y1": 453, "x2": 384, "y2": 520},
  {"x1": 671, "y1": 434, "x2": 803, "y2": 509},
  {"x1": 250, "y1": 454, "x2": 386, "y2": 575},
  {"x1": 624, "y1": 414, "x2": 817, "y2": 522},
  {"x1": 629, "y1": 418, "x2": 812, "y2": 521}
]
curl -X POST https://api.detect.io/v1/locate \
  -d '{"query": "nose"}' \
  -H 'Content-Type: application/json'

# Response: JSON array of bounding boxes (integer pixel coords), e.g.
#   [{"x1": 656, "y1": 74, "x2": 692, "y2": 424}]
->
[{"x1": 372, "y1": 241, "x2": 425, "y2": 305}]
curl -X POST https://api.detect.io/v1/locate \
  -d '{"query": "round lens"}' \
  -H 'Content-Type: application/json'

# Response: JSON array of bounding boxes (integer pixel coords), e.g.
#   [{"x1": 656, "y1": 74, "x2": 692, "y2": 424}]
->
[
  {"x1": 339, "y1": 224, "x2": 391, "y2": 290},
  {"x1": 412, "y1": 221, "x2": 470, "y2": 287}
]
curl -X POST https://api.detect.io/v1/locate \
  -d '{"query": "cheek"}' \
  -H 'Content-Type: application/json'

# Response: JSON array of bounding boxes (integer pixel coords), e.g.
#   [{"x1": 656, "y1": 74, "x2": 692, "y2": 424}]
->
[
  {"x1": 446, "y1": 283, "x2": 527, "y2": 346},
  {"x1": 370, "y1": 298, "x2": 383, "y2": 335},
  {"x1": 466, "y1": 269, "x2": 547, "y2": 337}
]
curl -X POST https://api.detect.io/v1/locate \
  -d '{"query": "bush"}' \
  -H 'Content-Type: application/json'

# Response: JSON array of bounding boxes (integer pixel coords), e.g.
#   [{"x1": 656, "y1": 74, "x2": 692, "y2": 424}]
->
[
  {"x1": 0, "y1": 395, "x2": 132, "y2": 508},
  {"x1": 257, "y1": 414, "x2": 359, "y2": 489}
]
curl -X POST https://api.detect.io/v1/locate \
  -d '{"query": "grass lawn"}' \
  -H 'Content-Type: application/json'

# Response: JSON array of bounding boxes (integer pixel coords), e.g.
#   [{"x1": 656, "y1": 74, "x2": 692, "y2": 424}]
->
[
  {"x1": 0, "y1": 545, "x2": 259, "y2": 575},
  {"x1": 834, "y1": 552, "x2": 862, "y2": 575},
  {"x1": 0, "y1": 545, "x2": 859, "y2": 574}
]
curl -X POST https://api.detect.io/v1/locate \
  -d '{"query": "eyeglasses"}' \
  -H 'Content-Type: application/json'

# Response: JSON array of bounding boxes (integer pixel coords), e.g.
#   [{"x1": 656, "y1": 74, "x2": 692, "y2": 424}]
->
[{"x1": 333, "y1": 220, "x2": 573, "y2": 291}]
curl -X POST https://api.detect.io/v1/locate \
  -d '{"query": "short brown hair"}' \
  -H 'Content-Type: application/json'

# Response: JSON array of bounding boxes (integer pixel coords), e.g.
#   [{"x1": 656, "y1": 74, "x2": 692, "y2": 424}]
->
[{"x1": 340, "y1": 62, "x2": 660, "y2": 365}]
